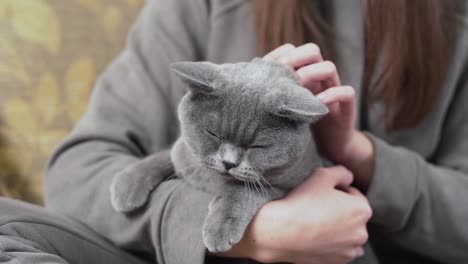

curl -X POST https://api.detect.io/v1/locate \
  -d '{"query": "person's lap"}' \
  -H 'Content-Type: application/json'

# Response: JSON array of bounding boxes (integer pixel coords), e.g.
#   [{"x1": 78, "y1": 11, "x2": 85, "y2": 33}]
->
[
  {"x1": 0, "y1": 197, "x2": 150, "y2": 264},
  {"x1": 0, "y1": 197, "x2": 382, "y2": 264}
]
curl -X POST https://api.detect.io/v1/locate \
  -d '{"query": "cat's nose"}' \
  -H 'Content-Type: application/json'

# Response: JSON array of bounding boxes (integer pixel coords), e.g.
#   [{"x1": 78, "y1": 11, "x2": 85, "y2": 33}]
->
[{"x1": 222, "y1": 160, "x2": 237, "y2": 171}]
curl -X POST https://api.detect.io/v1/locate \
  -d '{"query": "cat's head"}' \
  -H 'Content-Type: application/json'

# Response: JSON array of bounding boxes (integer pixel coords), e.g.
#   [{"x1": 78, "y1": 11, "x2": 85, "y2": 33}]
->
[{"x1": 172, "y1": 58, "x2": 328, "y2": 184}]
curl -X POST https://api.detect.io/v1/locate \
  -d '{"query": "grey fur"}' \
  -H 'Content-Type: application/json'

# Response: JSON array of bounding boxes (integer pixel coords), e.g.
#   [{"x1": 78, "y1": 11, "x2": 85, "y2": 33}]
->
[
  {"x1": 110, "y1": 58, "x2": 328, "y2": 252},
  {"x1": 111, "y1": 149, "x2": 173, "y2": 212}
]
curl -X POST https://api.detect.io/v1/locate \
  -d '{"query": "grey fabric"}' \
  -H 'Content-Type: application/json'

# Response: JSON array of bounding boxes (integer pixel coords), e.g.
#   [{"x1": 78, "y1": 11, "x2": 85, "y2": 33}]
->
[
  {"x1": 42, "y1": 0, "x2": 468, "y2": 264},
  {"x1": 0, "y1": 198, "x2": 150, "y2": 264}
]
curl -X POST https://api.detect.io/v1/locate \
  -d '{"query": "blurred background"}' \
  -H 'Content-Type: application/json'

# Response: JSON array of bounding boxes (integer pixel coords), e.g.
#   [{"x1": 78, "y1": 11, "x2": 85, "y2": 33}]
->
[{"x1": 0, "y1": 0, "x2": 144, "y2": 204}]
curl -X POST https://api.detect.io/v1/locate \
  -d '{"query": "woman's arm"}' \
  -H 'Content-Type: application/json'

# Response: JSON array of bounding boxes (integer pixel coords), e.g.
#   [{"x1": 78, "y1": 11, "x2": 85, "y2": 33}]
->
[
  {"x1": 270, "y1": 42, "x2": 468, "y2": 262},
  {"x1": 321, "y1": 64, "x2": 468, "y2": 263},
  {"x1": 318, "y1": 67, "x2": 468, "y2": 263},
  {"x1": 44, "y1": 0, "x2": 212, "y2": 263},
  {"x1": 361, "y1": 77, "x2": 468, "y2": 262},
  {"x1": 221, "y1": 166, "x2": 373, "y2": 264}
]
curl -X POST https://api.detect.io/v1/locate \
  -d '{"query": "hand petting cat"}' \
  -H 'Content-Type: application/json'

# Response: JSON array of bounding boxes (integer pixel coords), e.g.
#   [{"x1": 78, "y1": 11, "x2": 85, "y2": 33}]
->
[
  {"x1": 264, "y1": 43, "x2": 376, "y2": 192},
  {"x1": 110, "y1": 45, "x2": 374, "y2": 264},
  {"x1": 223, "y1": 166, "x2": 372, "y2": 264}
]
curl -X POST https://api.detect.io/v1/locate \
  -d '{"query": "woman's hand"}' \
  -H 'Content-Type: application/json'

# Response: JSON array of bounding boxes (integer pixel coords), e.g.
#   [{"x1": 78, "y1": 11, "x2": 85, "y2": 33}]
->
[
  {"x1": 223, "y1": 166, "x2": 372, "y2": 264},
  {"x1": 264, "y1": 43, "x2": 375, "y2": 191}
]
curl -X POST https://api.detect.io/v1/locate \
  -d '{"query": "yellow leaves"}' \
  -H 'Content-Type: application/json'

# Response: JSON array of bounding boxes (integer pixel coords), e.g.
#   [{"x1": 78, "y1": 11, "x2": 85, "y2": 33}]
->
[
  {"x1": 0, "y1": 2, "x2": 7, "y2": 22},
  {"x1": 35, "y1": 72, "x2": 60, "y2": 126},
  {"x1": 65, "y1": 57, "x2": 96, "y2": 122},
  {"x1": 75, "y1": 0, "x2": 129, "y2": 37},
  {"x1": 76, "y1": 0, "x2": 105, "y2": 15},
  {"x1": 1, "y1": 57, "x2": 96, "y2": 170},
  {"x1": 37, "y1": 129, "x2": 68, "y2": 158},
  {"x1": 79, "y1": 0, "x2": 143, "y2": 9},
  {"x1": 0, "y1": 135, "x2": 34, "y2": 176},
  {"x1": 0, "y1": 37, "x2": 30, "y2": 85},
  {"x1": 0, "y1": 36, "x2": 17, "y2": 59},
  {"x1": 6, "y1": 0, "x2": 61, "y2": 54},
  {"x1": 1, "y1": 69, "x2": 69, "y2": 173},
  {"x1": 103, "y1": 6, "x2": 122, "y2": 37},
  {"x1": 3, "y1": 97, "x2": 38, "y2": 144},
  {"x1": 0, "y1": 126, "x2": 11, "y2": 142},
  {"x1": 0, "y1": 145, "x2": 39, "y2": 203},
  {"x1": 0, "y1": 0, "x2": 143, "y2": 203},
  {"x1": 3, "y1": 72, "x2": 62, "y2": 146},
  {"x1": 0, "y1": 71, "x2": 67, "y2": 199},
  {"x1": 0, "y1": 145, "x2": 18, "y2": 171},
  {"x1": 125, "y1": 0, "x2": 144, "y2": 7}
]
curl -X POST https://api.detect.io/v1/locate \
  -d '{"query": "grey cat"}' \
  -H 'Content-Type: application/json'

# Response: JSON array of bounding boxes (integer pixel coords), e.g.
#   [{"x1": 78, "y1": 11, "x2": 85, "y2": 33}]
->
[{"x1": 110, "y1": 58, "x2": 328, "y2": 253}]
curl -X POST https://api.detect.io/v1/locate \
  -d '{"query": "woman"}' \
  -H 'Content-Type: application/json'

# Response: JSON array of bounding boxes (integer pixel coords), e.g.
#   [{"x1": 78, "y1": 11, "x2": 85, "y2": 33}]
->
[{"x1": 0, "y1": 0, "x2": 467, "y2": 263}]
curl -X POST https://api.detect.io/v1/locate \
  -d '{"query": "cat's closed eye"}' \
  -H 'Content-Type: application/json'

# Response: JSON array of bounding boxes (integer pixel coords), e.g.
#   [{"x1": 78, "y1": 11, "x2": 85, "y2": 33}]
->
[
  {"x1": 247, "y1": 144, "x2": 268, "y2": 149},
  {"x1": 205, "y1": 129, "x2": 221, "y2": 140}
]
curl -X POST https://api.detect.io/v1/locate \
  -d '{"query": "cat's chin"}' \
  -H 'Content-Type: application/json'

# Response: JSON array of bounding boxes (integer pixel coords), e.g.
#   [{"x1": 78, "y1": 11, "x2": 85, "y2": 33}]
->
[
  {"x1": 204, "y1": 167, "x2": 233, "y2": 179},
  {"x1": 203, "y1": 166, "x2": 258, "y2": 184},
  {"x1": 230, "y1": 174, "x2": 258, "y2": 183}
]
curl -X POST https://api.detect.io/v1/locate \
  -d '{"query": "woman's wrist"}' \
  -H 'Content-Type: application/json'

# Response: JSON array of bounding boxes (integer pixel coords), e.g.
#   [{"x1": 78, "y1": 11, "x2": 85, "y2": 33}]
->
[
  {"x1": 211, "y1": 228, "x2": 262, "y2": 259},
  {"x1": 340, "y1": 131, "x2": 375, "y2": 192},
  {"x1": 213, "y1": 201, "x2": 282, "y2": 262}
]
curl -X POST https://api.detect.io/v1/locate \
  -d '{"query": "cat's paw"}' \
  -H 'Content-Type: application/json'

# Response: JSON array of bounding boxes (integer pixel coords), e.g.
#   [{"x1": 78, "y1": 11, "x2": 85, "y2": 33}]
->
[
  {"x1": 202, "y1": 198, "x2": 245, "y2": 253},
  {"x1": 203, "y1": 217, "x2": 245, "y2": 253},
  {"x1": 110, "y1": 166, "x2": 151, "y2": 213}
]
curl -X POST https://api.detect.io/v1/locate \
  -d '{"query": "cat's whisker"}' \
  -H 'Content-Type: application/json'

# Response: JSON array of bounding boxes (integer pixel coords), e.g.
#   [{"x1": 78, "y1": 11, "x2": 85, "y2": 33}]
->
[
  {"x1": 260, "y1": 176, "x2": 280, "y2": 196},
  {"x1": 262, "y1": 181, "x2": 271, "y2": 200},
  {"x1": 256, "y1": 180, "x2": 267, "y2": 201},
  {"x1": 246, "y1": 181, "x2": 253, "y2": 210},
  {"x1": 256, "y1": 178, "x2": 270, "y2": 201},
  {"x1": 163, "y1": 164, "x2": 198, "y2": 182},
  {"x1": 163, "y1": 172, "x2": 179, "y2": 182},
  {"x1": 261, "y1": 178, "x2": 271, "y2": 200},
  {"x1": 252, "y1": 180, "x2": 261, "y2": 200},
  {"x1": 245, "y1": 181, "x2": 251, "y2": 209},
  {"x1": 162, "y1": 165, "x2": 201, "y2": 191},
  {"x1": 255, "y1": 179, "x2": 264, "y2": 199},
  {"x1": 247, "y1": 181, "x2": 260, "y2": 202},
  {"x1": 249, "y1": 181, "x2": 254, "y2": 210}
]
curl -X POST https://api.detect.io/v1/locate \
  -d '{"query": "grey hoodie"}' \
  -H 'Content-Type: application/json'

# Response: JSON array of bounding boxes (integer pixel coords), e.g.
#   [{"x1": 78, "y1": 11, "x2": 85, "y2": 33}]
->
[{"x1": 44, "y1": 0, "x2": 468, "y2": 263}]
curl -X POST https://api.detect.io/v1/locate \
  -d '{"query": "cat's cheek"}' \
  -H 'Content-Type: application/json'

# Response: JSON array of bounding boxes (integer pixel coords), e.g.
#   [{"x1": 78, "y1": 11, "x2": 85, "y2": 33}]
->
[
  {"x1": 247, "y1": 149, "x2": 276, "y2": 172},
  {"x1": 189, "y1": 131, "x2": 218, "y2": 156},
  {"x1": 245, "y1": 149, "x2": 261, "y2": 164}
]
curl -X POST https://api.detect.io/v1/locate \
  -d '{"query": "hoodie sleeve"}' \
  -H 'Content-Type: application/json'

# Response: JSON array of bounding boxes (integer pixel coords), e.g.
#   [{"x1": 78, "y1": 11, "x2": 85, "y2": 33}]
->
[
  {"x1": 44, "y1": 0, "x2": 214, "y2": 263},
  {"x1": 366, "y1": 63, "x2": 468, "y2": 263}
]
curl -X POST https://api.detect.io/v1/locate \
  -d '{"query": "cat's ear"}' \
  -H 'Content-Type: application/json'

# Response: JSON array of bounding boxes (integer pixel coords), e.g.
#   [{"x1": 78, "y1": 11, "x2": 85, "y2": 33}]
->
[
  {"x1": 171, "y1": 61, "x2": 220, "y2": 94},
  {"x1": 275, "y1": 88, "x2": 329, "y2": 123}
]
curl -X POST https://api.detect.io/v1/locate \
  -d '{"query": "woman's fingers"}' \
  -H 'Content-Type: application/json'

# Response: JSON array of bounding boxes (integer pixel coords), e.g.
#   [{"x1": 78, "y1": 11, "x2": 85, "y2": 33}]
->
[
  {"x1": 346, "y1": 186, "x2": 373, "y2": 223},
  {"x1": 296, "y1": 61, "x2": 341, "y2": 92},
  {"x1": 345, "y1": 187, "x2": 369, "y2": 207},
  {"x1": 266, "y1": 44, "x2": 355, "y2": 118},
  {"x1": 317, "y1": 85, "x2": 355, "y2": 104},
  {"x1": 315, "y1": 166, "x2": 354, "y2": 189},
  {"x1": 276, "y1": 43, "x2": 323, "y2": 69},
  {"x1": 331, "y1": 166, "x2": 354, "y2": 189},
  {"x1": 263, "y1": 43, "x2": 296, "y2": 61},
  {"x1": 288, "y1": 166, "x2": 353, "y2": 198},
  {"x1": 352, "y1": 247, "x2": 365, "y2": 258},
  {"x1": 316, "y1": 86, "x2": 356, "y2": 116}
]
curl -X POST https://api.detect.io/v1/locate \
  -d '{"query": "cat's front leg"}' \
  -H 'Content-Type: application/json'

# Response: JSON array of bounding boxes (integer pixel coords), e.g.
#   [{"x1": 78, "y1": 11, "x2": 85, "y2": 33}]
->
[
  {"x1": 202, "y1": 182, "x2": 285, "y2": 253},
  {"x1": 110, "y1": 149, "x2": 174, "y2": 212}
]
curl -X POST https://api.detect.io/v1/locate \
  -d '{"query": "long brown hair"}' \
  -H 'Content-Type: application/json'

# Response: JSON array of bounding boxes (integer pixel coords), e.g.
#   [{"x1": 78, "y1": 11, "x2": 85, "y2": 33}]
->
[{"x1": 253, "y1": 0, "x2": 453, "y2": 130}]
